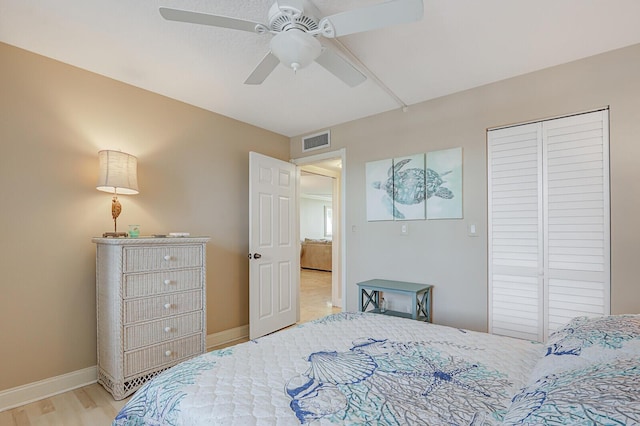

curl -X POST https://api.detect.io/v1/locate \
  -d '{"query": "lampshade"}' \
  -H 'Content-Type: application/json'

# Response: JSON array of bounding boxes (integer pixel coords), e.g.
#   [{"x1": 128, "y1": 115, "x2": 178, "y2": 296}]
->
[
  {"x1": 270, "y1": 29, "x2": 322, "y2": 72},
  {"x1": 96, "y1": 150, "x2": 139, "y2": 195}
]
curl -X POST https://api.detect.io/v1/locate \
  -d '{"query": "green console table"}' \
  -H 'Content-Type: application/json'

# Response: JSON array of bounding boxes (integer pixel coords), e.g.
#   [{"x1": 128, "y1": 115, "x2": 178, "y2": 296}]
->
[{"x1": 357, "y1": 279, "x2": 432, "y2": 322}]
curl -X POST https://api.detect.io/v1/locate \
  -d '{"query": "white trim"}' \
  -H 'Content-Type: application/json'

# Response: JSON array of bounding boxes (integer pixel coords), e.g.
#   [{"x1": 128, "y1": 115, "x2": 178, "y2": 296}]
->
[
  {"x1": 602, "y1": 109, "x2": 612, "y2": 315},
  {"x1": 292, "y1": 148, "x2": 347, "y2": 310},
  {"x1": 0, "y1": 366, "x2": 97, "y2": 412},
  {"x1": 206, "y1": 325, "x2": 249, "y2": 350},
  {"x1": 0, "y1": 325, "x2": 252, "y2": 413},
  {"x1": 487, "y1": 106, "x2": 609, "y2": 131},
  {"x1": 300, "y1": 194, "x2": 332, "y2": 202}
]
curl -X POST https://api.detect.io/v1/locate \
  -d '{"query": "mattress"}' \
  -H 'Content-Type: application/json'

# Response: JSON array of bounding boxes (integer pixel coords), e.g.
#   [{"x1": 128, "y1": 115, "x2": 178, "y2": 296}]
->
[{"x1": 113, "y1": 312, "x2": 543, "y2": 425}]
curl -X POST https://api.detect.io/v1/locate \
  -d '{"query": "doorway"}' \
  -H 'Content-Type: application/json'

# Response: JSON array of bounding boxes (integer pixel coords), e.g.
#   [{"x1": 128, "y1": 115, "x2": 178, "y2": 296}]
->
[{"x1": 293, "y1": 149, "x2": 345, "y2": 322}]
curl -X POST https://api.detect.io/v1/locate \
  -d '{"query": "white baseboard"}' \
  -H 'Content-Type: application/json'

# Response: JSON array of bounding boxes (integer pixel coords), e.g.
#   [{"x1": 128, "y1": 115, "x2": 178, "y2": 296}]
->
[
  {"x1": 0, "y1": 327, "x2": 250, "y2": 413},
  {"x1": 206, "y1": 324, "x2": 249, "y2": 350},
  {"x1": 0, "y1": 366, "x2": 97, "y2": 412}
]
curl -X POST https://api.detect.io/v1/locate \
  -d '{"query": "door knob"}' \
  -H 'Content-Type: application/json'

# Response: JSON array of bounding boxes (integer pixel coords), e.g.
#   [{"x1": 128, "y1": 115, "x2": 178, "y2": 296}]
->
[{"x1": 253, "y1": 253, "x2": 262, "y2": 259}]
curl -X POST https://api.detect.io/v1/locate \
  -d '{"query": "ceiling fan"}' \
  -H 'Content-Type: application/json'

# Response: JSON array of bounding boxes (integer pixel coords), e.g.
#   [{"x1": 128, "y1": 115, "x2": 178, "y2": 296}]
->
[{"x1": 159, "y1": 0, "x2": 423, "y2": 87}]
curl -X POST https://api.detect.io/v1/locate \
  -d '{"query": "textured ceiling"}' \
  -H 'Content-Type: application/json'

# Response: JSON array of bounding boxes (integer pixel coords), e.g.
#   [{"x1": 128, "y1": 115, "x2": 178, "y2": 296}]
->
[{"x1": 2, "y1": 1, "x2": 640, "y2": 137}]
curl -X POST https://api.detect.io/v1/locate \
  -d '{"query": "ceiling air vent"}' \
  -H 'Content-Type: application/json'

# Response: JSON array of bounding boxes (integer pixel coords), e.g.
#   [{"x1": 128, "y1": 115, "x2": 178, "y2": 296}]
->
[{"x1": 302, "y1": 130, "x2": 330, "y2": 152}]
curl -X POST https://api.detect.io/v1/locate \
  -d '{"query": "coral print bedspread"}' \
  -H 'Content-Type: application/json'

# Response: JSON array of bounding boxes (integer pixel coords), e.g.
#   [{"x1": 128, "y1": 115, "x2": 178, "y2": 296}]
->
[
  {"x1": 114, "y1": 312, "x2": 542, "y2": 425},
  {"x1": 503, "y1": 315, "x2": 640, "y2": 425}
]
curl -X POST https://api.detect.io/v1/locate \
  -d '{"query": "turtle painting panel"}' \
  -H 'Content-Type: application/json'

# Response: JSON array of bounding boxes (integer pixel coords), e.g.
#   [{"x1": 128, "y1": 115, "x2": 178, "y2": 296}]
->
[
  {"x1": 426, "y1": 147, "x2": 463, "y2": 219},
  {"x1": 391, "y1": 153, "x2": 426, "y2": 220},
  {"x1": 366, "y1": 159, "x2": 394, "y2": 221}
]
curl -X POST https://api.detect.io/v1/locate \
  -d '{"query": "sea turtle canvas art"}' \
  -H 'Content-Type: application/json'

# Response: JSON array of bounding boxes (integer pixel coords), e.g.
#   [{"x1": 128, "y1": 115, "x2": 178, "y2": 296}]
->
[
  {"x1": 366, "y1": 158, "x2": 395, "y2": 221},
  {"x1": 373, "y1": 154, "x2": 427, "y2": 220},
  {"x1": 365, "y1": 148, "x2": 462, "y2": 221},
  {"x1": 427, "y1": 147, "x2": 463, "y2": 219},
  {"x1": 371, "y1": 155, "x2": 455, "y2": 220}
]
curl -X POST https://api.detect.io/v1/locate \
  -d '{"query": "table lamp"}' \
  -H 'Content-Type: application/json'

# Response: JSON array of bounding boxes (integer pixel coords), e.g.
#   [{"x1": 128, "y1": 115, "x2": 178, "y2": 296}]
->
[{"x1": 96, "y1": 150, "x2": 139, "y2": 237}]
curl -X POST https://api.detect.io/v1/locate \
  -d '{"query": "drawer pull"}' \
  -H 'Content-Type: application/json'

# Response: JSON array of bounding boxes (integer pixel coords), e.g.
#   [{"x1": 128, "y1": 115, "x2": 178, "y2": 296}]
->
[
  {"x1": 164, "y1": 303, "x2": 173, "y2": 309},
  {"x1": 164, "y1": 255, "x2": 173, "y2": 261},
  {"x1": 165, "y1": 350, "x2": 172, "y2": 357},
  {"x1": 164, "y1": 279, "x2": 173, "y2": 285},
  {"x1": 164, "y1": 326, "x2": 172, "y2": 333}
]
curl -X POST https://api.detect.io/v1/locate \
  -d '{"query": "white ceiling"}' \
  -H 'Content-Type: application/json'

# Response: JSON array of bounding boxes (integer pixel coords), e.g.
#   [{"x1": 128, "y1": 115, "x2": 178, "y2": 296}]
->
[{"x1": 2, "y1": 1, "x2": 640, "y2": 137}]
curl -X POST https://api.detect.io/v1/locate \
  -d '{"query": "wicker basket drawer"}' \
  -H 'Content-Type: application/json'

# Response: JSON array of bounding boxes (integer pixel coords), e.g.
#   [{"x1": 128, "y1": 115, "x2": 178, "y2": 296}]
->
[
  {"x1": 124, "y1": 334, "x2": 203, "y2": 378},
  {"x1": 123, "y1": 245, "x2": 203, "y2": 272},
  {"x1": 124, "y1": 290, "x2": 202, "y2": 324},
  {"x1": 124, "y1": 269, "x2": 202, "y2": 299},
  {"x1": 124, "y1": 311, "x2": 203, "y2": 351}
]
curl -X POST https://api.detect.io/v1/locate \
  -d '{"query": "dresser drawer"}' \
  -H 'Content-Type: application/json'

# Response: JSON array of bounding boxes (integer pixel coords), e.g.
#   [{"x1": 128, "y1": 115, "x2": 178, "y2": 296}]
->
[
  {"x1": 124, "y1": 334, "x2": 203, "y2": 378},
  {"x1": 124, "y1": 311, "x2": 203, "y2": 351},
  {"x1": 124, "y1": 269, "x2": 202, "y2": 299},
  {"x1": 124, "y1": 290, "x2": 202, "y2": 324},
  {"x1": 123, "y1": 245, "x2": 203, "y2": 272}
]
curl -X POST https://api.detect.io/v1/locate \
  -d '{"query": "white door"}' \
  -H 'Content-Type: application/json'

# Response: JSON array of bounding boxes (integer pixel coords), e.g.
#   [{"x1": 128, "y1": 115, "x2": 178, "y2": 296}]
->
[
  {"x1": 488, "y1": 109, "x2": 610, "y2": 342},
  {"x1": 542, "y1": 111, "x2": 610, "y2": 334},
  {"x1": 249, "y1": 152, "x2": 298, "y2": 339},
  {"x1": 488, "y1": 121, "x2": 544, "y2": 342}
]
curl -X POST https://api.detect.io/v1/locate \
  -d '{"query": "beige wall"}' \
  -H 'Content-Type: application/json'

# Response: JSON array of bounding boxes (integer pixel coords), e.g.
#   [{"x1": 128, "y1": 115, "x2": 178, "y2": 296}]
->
[
  {"x1": 0, "y1": 42, "x2": 289, "y2": 392},
  {"x1": 291, "y1": 43, "x2": 640, "y2": 331}
]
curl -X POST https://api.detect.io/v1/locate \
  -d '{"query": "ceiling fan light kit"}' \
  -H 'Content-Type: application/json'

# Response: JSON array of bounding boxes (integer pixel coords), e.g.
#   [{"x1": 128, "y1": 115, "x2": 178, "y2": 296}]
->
[
  {"x1": 270, "y1": 29, "x2": 321, "y2": 72},
  {"x1": 159, "y1": 0, "x2": 423, "y2": 85}
]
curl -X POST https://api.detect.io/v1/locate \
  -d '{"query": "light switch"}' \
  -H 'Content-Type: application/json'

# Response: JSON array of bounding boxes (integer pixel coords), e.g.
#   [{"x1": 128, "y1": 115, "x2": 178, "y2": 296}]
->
[
  {"x1": 468, "y1": 223, "x2": 478, "y2": 237},
  {"x1": 401, "y1": 223, "x2": 409, "y2": 235}
]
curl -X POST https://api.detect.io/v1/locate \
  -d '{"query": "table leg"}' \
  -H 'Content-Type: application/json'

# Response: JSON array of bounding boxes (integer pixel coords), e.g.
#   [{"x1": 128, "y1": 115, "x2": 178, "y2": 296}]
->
[
  {"x1": 417, "y1": 289, "x2": 431, "y2": 322},
  {"x1": 411, "y1": 293, "x2": 417, "y2": 320},
  {"x1": 360, "y1": 289, "x2": 378, "y2": 312}
]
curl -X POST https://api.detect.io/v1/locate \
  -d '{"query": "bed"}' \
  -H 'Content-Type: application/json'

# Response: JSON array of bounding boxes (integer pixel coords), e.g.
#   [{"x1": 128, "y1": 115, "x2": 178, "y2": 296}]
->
[{"x1": 113, "y1": 312, "x2": 640, "y2": 425}]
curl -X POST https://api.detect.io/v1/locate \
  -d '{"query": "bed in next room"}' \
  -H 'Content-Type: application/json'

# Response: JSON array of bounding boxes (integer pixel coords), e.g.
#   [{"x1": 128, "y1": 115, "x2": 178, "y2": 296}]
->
[{"x1": 113, "y1": 312, "x2": 640, "y2": 425}]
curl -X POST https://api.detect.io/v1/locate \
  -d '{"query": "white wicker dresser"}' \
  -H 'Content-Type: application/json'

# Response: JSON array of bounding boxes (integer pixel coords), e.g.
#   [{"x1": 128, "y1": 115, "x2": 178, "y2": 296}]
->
[{"x1": 92, "y1": 236, "x2": 210, "y2": 400}]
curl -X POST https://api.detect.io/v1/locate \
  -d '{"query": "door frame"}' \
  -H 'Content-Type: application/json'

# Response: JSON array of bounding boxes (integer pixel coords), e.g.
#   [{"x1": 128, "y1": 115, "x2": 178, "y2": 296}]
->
[{"x1": 292, "y1": 148, "x2": 347, "y2": 316}]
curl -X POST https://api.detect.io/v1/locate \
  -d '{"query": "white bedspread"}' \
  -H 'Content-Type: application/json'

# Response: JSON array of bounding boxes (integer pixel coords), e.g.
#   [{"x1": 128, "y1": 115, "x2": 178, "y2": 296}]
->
[{"x1": 114, "y1": 312, "x2": 543, "y2": 425}]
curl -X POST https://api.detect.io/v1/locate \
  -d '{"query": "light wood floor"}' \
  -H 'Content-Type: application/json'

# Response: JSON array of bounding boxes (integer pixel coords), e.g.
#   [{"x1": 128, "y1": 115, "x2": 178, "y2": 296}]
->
[
  {"x1": 298, "y1": 268, "x2": 341, "y2": 323},
  {"x1": 0, "y1": 269, "x2": 337, "y2": 425}
]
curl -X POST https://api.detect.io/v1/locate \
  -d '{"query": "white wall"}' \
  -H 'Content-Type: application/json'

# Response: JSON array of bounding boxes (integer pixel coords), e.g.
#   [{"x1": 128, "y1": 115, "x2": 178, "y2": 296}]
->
[{"x1": 300, "y1": 197, "x2": 332, "y2": 240}]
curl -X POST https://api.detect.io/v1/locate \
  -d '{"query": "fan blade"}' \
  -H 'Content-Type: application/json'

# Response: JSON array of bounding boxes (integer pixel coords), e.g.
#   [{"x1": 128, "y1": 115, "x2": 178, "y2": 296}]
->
[
  {"x1": 315, "y1": 48, "x2": 366, "y2": 87},
  {"x1": 319, "y1": 0, "x2": 423, "y2": 38},
  {"x1": 159, "y1": 7, "x2": 267, "y2": 33},
  {"x1": 244, "y1": 53, "x2": 280, "y2": 85}
]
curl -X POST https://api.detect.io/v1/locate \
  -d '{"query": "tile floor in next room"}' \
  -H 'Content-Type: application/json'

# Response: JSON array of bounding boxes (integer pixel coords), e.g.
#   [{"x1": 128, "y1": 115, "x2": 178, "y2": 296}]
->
[{"x1": 0, "y1": 269, "x2": 338, "y2": 426}]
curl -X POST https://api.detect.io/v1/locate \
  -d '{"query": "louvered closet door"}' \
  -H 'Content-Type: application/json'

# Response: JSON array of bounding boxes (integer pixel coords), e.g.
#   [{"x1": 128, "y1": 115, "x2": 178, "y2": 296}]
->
[
  {"x1": 488, "y1": 122, "x2": 544, "y2": 342},
  {"x1": 543, "y1": 110, "x2": 610, "y2": 335},
  {"x1": 488, "y1": 110, "x2": 610, "y2": 342}
]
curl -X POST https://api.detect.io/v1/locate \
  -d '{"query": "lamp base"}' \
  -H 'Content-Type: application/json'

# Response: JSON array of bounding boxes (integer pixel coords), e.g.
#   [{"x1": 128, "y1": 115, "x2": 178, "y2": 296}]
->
[{"x1": 103, "y1": 232, "x2": 129, "y2": 238}]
